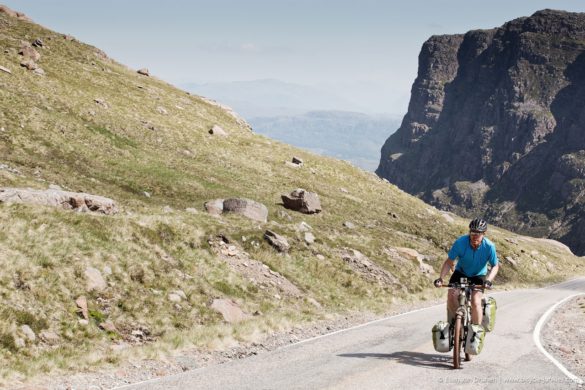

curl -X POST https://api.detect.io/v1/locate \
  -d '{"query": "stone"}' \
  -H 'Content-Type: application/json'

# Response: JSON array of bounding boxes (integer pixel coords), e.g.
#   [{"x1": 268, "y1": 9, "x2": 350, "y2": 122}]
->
[
  {"x1": 297, "y1": 221, "x2": 312, "y2": 232},
  {"x1": 209, "y1": 125, "x2": 228, "y2": 136},
  {"x1": 99, "y1": 321, "x2": 117, "y2": 333},
  {"x1": 307, "y1": 297, "x2": 321, "y2": 308},
  {"x1": 85, "y1": 267, "x2": 107, "y2": 292},
  {"x1": 21, "y1": 325, "x2": 36, "y2": 341},
  {"x1": 19, "y1": 45, "x2": 40, "y2": 61},
  {"x1": 210, "y1": 299, "x2": 249, "y2": 323},
  {"x1": 39, "y1": 330, "x2": 60, "y2": 344},
  {"x1": 0, "y1": 187, "x2": 119, "y2": 214},
  {"x1": 20, "y1": 59, "x2": 38, "y2": 70},
  {"x1": 32, "y1": 38, "x2": 44, "y2": 47},
  {"x1": 75, "y1": 295, "x2": 89, "y2": 320},
  {"x1": 304, "y1": 232, "x2": 315, "y2": 244},
  {"x1": 281, "y1": 189, "x2": 322, "y2": 214},
  {"x1": 264, "y1": 230, "x2": 290, "y2": 252},
  {"x1": 156, "y1": 106, "x2": 168, "y2": 115},
  {"x1": 204, "y1": 199, "x2": 224, "y2": 216},
  {"x1": 343, "y1": 221, "x2": 355, "y2": 229},
  {"x1": 292, "y1": 156, "x2": 304, "y2": 165},
  {"x1": 0, "y1": 65, "x2": 12, "y2": 74},
  {"x1": 168, "y1": 293, "x2": 182, "y2": 303},
  {"x1": 137, "y1": 68, "x2": 150, "y2": 76},
  {"x1": 222, "y1": 198, "x2": 268, "y2": 222}
]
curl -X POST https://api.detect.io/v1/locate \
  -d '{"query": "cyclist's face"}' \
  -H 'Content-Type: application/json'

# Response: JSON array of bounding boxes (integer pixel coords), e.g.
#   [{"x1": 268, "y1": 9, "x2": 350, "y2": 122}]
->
[{"x1": 469, "y1": 231, "x2": 484, "y2": 247}]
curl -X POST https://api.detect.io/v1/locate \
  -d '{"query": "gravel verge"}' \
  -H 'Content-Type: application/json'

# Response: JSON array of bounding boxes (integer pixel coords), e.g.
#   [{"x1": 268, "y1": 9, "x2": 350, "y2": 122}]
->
[
  {"x1": 541, "y1": 294, "x2": 585, "y2": 383},
  {"x1": 16, "y1": 297, "x2": 445, "y2": 390}
]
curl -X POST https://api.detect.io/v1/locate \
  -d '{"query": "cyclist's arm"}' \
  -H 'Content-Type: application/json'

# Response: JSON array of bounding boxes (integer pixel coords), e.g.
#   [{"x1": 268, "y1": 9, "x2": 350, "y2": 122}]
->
[
  {"x1": 486, "y1": 263, "x2": 499, "y2": 283},
  {"x1": 438, "y1": 257, "x2": 455, "y2": 281}
]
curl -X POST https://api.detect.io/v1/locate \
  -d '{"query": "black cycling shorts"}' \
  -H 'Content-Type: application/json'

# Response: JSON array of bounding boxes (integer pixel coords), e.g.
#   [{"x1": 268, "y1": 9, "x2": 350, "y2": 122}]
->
[{"x1": 449, "y1": 270, "x2": 486, "y2": 286}]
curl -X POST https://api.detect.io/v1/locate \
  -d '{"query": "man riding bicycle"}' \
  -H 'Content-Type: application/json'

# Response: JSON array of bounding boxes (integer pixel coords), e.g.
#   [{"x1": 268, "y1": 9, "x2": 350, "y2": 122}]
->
[{"x1": 434, "y1": 218, "x2": 500, "y2": 326}]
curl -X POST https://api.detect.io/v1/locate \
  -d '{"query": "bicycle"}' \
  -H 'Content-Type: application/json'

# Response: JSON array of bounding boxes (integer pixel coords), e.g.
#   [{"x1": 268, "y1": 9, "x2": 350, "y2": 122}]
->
[{"x1": 442, "y1": 278, "x2": 489, "y2": 369}]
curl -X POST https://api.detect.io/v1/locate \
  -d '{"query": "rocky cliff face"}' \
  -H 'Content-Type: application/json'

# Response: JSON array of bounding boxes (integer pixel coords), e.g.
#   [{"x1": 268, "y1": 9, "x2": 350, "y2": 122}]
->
[{"x1": 377, "y1": 9, "x2": 585, "y2": 255}]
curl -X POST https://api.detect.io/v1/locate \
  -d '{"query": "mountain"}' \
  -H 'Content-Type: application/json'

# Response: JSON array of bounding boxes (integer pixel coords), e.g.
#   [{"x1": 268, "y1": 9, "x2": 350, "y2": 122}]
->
[
  {"x1": 376, "y1": 9, "x2": 585, "y2": 255},
  {"x1": 0, "y1": 5, "x2": 583, "y2": 385},
  {"x1": 181, "y1": 79, "x2": 369, "y2": 118},
  {"x1": 249, "y1": 111, "x2": 400, "y2": 171}
]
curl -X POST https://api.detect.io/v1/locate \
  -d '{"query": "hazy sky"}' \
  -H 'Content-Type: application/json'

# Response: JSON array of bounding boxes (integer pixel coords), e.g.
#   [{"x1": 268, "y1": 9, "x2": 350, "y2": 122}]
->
[{"x1": 5, "y1": 0, "x2": 585, "y2": 116}]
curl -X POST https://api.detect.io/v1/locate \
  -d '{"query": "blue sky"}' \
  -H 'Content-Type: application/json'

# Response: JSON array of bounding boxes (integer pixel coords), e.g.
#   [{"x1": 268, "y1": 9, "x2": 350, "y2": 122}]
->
[{"x1": 5, "y1": 0, "x2": 585, "y2": 115}]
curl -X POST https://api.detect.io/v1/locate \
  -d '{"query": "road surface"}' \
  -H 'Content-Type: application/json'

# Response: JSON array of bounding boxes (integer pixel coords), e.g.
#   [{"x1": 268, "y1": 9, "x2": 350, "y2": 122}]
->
[{"x1": 118, "y1": 278, "x2": 585, "y2": 390}]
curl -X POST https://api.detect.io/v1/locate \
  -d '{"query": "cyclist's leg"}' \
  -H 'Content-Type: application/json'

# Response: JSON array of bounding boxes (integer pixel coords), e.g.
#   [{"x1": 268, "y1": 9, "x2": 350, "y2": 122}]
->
[
  {"x1": 469, "y1": 274, "x2": 486, "y2": 325},
  {"x1": 447, "y1": 271, "x2": 465, "y2": 323}
]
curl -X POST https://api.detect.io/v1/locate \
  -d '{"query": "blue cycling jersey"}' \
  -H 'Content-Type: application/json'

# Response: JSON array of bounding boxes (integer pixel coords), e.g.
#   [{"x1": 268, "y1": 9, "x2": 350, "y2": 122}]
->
[{"x1": 448, "y1": 235, "x2": 498, "y2": 277}]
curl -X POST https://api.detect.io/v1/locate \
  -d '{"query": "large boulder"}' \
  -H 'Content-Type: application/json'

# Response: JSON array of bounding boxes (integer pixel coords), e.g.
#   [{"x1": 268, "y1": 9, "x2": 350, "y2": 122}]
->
[
  {"x1": 0, "y1": 187, "x2": 119, "y2": 214},
  {"x1": 281, "y1": 189, "x2": 321, "y2": 214},
  {"x1": 223, "y1": 198, "x2": 268, "y2": 222},
  {"x1": 204, "y1": 198, "x2": 268, "y2": 222}
]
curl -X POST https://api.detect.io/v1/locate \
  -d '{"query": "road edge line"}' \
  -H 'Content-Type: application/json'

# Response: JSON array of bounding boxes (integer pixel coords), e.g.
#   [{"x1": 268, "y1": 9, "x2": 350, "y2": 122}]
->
[{"x1": 533, "y1": 292, "x2": 585, "y2": 385}]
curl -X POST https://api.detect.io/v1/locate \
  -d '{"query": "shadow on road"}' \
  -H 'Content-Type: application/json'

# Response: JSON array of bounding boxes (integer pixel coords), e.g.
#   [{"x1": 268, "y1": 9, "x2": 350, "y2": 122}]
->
[{"x1": 338, "y1": 351, "x2": 452, "y2": 369}]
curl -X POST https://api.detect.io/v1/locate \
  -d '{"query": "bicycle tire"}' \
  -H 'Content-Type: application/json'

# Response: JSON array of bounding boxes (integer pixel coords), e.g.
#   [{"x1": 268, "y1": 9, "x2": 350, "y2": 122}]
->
[{"x1": 453, "y1": 316, "x2": 462, "y2": 369}]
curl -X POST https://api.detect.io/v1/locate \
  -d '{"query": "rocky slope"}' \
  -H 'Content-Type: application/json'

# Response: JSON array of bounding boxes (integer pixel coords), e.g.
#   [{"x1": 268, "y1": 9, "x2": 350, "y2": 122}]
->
[{"x1": 376, "y1": 9, "x2": 585, "y2": 255}]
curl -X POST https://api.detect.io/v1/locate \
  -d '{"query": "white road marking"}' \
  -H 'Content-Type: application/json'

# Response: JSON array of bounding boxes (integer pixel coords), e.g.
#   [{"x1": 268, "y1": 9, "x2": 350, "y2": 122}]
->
[{"x1": 533, "y1": 292, "x2": 585, "y2": 385}]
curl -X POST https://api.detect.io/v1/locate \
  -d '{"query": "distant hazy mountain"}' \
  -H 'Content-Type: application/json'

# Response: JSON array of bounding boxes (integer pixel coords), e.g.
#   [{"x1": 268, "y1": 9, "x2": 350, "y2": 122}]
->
[
  {"x1": 181, "y1": 79, "x2": 378, "y2": 117},
  {"x1": 182, "y1": 79, "x2": 401, "y2": 171},
  {"x1": 249, "y1": 111, "x2": 400, "y2": 171}
]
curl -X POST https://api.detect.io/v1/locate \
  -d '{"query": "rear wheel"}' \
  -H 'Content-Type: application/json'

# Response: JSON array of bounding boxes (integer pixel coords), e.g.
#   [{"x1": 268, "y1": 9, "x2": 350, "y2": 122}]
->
[{"x1": 453, "y1": 316, "x2": 462, "y2": 369}]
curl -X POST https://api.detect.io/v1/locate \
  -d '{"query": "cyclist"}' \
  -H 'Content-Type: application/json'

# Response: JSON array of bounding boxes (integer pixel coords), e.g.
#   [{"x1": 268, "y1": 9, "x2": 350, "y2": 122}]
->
[{"x1": 433, "y1": 218, "x2": 500, "y2": 326}]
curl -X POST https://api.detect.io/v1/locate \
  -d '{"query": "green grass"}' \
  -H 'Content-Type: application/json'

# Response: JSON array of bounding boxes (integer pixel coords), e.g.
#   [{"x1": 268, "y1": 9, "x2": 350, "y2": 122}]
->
[{"x1": 0, "y1": 12, "x2": 584, "y2": 385}]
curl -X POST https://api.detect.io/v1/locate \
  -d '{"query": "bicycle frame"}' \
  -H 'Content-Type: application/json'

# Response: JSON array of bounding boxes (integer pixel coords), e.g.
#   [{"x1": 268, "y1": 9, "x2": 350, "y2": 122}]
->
[{"x1": 444, "y1": 278, "x2": 485, "y2": 369}]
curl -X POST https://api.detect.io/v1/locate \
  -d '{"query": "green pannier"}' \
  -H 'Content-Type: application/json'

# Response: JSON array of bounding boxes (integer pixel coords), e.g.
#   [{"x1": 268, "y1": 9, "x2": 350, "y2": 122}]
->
[
  {"x1": 482, "y1": 296, "x2": 497, "y2": 332},
  {"x1": 432, "y1": 320, "x2": 451, "y2": 353},
  {"x1": 465, "y1": 324, "x2": 486, "y2": 355}
]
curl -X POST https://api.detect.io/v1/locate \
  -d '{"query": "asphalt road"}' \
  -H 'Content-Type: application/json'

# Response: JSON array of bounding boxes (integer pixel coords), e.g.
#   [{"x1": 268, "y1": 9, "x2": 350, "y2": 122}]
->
[{"x1": 118, "y1": 278, "x2": 585, "y2": 390}]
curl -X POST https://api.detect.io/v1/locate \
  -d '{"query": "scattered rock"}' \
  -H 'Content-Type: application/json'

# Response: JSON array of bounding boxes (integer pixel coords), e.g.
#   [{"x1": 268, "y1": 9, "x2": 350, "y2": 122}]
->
[
  {"x1": 304, "y1": 232, "x2": 315, "y2": 244},
  {"x1": 341, "y1": 249, "x2": 398, "y2": 286},
  {"x1": 32, "y1": 38, "x2": 44, "y2": 48},
  {"x1": 168, "y1": 293, "x2": 182, "y2": 303},
  {"x1": 343, "y1": 221, "x2": 355, "y2": 229},
  {"x1": 440, "y1": 213, "x2": 455, "y2": 223},
  {"x1": 297, "y1": 221, "x2": 312, "y2": 232},
  {"x1": 33, "y1": 68, "x2": 45, "y2": 76},
  {"x1": 75, "y1": 295, "x2": 89, "y2": 320},
  {"x1": 505, "y1": 256, "x2": 518, "y2": 268},
  {"x1": 85, "y1": 267, "x2": 107, "y2": 292},
  {"x1": 94, "y1": 98, "x2": 109, "y2": 109},
  {"x1": 185, "y1": 207, "x2": 198, "y2": 214},
  {"x1": 307, "y1": 297, "x2": 321, "y2": 308},
  {"x1": 156, "y1": 106, "x2": 168, "y2": 115},
  {"x1": 264, "y1": 230, "x2": 290, "y2": 253},
  {"x1": 15, "y1": 337, "x2": 25, "y2": 349},
  {"x1": 0, "y1": 65, "x2": 12, "y2": 74},
  {"x1": 209, "y1": 125, "x2": 228, "y2": 137},
  {"x1": 277, "y1": 210, "x2": 292, "y2": 221},
  {"x1": 340, "y1": 188, "x2": 349, "y2": 193},
  {"x1": 281, "y1": 189, "x2": 322, "y2": 214},
  {"x1": 292, "y1": 156, "x2": 304, "y2": 166},
  {"x1": 137, "y1": 68, "x2": 150, "y2": 76},
  {"x1": 19, "y1": 45, "x2": 40, "y2": 61},
  {"x1": 21, "y1": 325, "x2": 36, "y2": 342},
  {"x1": 0, "y1": 187, "x2": 119, "y2": 214},
  {"x1": 20, "y1": 59, "x2": 37, "y2": 70},
  {"x1": 210, "y1": 299, "x2": 249, "y2": 323},
  {"x1": 99, "y1": 321, "x2": 117, "y2": 333},
  {"x1": 63, "y1": 34, "x2": 75, "y2": 41},
  {"x1": 39, "y1": 330, "x2": 60, "y2": 344},
  {"x1": 316, "y1": 254, "x2": 325, "y2": 261}
]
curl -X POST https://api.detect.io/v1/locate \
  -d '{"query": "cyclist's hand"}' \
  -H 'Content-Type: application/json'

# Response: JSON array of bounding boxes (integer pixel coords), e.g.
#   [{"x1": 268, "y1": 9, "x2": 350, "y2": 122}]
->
[
  {"x1": 433, "y1": 278, "x2": 443, "y2": 288},
  {"x1": 484, "y1": 280, "x2": 493, "y2": 289}
]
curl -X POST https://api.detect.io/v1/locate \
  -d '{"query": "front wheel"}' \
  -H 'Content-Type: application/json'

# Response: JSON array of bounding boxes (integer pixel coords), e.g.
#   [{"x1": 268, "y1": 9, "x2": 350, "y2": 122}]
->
[{"x1": 453, "y1": 316, "x2": 462, "y2": 369}]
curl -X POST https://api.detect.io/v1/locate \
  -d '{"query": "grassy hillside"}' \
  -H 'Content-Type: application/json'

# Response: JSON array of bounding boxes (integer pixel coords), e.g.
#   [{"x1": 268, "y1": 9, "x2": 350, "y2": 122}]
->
[{"x1": 0, "y1": 10, "x2": 583, "y2": 384}]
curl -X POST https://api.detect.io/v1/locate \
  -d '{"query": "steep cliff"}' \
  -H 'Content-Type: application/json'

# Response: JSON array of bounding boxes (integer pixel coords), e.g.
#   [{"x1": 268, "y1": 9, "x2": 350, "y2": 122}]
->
[{"x1": 377, "y1": 9, "x2": 585, "y2": 255}]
